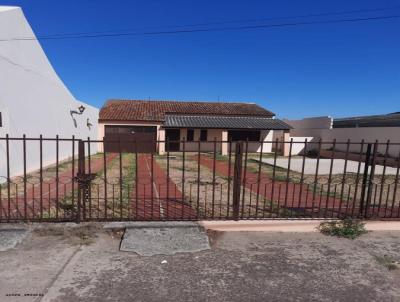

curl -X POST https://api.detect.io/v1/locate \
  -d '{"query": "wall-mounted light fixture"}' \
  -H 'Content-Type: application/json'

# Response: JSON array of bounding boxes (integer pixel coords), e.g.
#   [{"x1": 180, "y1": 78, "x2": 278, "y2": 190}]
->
[{"x1": 70, "y1": 105, "x2": 86, "y2": 128}]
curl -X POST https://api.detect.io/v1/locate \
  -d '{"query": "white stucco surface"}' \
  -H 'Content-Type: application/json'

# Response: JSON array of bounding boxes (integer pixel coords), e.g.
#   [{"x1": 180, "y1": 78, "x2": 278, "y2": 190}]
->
[
  {"x1": 0, "y1": 7, "x2": 98, "y2": 178},
  {"x1": 260, "y1": 158, "x2": 398, "y2": 175}
]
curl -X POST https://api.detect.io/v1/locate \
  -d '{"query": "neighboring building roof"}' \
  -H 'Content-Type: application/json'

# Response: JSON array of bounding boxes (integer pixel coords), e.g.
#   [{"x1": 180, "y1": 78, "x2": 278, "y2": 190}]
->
[
  {"x1": 99, "y1": 99, "x2": 275, "y2": 122},
  {"x1": 164, "y1": 114, "x2": 292, "y2": 130},
  {"x1": 333, "y1": 112, "x2": 400, "y2": 128}
]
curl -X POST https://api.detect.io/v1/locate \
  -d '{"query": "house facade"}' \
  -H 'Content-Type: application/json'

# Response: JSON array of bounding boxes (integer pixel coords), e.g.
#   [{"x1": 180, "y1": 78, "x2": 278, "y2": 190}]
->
[{"x1": 98, "y1": 99, "x2": 291, "y2": 155}]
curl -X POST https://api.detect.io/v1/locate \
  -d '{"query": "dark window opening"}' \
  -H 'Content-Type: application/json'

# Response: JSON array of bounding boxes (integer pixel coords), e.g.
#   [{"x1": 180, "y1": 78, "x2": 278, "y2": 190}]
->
[
  {"x1": 0, "y1": 112, "x2": 2, "y2": 127},
  {"x1": 105, "y1": 125, "x2": 156, "y2": 134},
  {"x1": 228, "y1": 130, "x2": 260, "y2": 142},
  {"x1": 187, "y1": 129, "x2": 194, "y2": 141},
  {"x1": 200, "y1": 129, "x2": 208, "y2": 141}
]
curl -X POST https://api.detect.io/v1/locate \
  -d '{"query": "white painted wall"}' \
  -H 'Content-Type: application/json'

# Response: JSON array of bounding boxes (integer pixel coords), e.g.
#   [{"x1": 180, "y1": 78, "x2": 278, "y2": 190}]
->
[
  {"x1": 284, "y1": 116, "x2": 400, "y2": 157},
  {"x1": 0, "y1": 7, "x2": 98, "y2": 178}
]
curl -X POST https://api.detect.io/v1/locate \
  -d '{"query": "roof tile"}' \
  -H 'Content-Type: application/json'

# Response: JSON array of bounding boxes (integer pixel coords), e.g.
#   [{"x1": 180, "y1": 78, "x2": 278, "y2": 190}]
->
[{"x1": 99, "y1": 99, "x2": 275, "y2": 122}]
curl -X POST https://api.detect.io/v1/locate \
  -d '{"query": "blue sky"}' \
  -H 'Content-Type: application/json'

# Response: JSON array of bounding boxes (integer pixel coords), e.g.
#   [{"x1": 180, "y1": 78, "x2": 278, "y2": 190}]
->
[{"x1": 1, "y1": 0, "x2": 399, "y2": 119}]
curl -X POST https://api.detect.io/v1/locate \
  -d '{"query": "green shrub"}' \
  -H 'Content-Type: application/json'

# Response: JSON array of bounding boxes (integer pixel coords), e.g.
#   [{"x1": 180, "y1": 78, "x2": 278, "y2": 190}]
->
[{"x1": 318, "y1": 219, "x2": 367, "y2": 239}]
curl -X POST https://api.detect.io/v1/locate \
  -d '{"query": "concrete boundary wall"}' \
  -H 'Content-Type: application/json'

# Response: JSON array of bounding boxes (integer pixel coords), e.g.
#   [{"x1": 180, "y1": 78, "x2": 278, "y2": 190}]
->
[{"x1": 285, "y1": 116, "x2": 400, "y2": 157}]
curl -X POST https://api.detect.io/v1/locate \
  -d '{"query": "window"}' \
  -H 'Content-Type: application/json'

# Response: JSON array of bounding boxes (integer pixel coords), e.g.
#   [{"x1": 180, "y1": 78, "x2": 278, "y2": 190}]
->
[
  {"x1": 228, "y1": 130, "x2": 260, "y2": 142},
  {"x1": 105, "y1": 125, "x2": 156, "y2": 134},
  {"x1": 0, "y1": 112, "x2": 2, "y2": 127},
  {"x1": 187, "y1": 129, "x2": 194, "y2": 141},
  {"x1": 200, "y1": 129, "x2": 207, "y2": 141}
]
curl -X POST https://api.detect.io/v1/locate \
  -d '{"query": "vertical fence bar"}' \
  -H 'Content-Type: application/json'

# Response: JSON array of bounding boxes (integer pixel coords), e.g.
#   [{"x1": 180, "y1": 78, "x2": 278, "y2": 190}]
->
[
  {"x1": 23, "y1": 134, "x2": 27, "y2": 220},
  {"x1": 151, "y1": 146, "x2": 154, "y2": 220},
  {"x1": 312, "y1": 139, "x2": 322, "y2": 209},
  {"x1": 77, "y1": 140, "x2": 85, "y2": 223},
  {"x1": 71, "y1": 135, "x2": 76, "y2": 214},
  {"x1": 196, "y1": 140, "x2": 201, "y2": 218},
  {"x1": 240, "y1": 140, "x2": 249, "y2": 219},
  {"x1": 255, "y1": 140, "x2": 264, "y2": 217},
  {"x1": 119, "y1": 138, "x2": 123, "y2": 220},
  {"x1": 390, "y1": 148, "x2": 400, "y2": 218},
  {"x1": 5, "y1": 134, "x2": 10, "y2": 221},
  {"x1": 359, "y1": 143, "x2": 372, "y2": 217},
  {"x1": 338, "y1": 139, "x2": 350, "y2": 218},
  {"x1": 211, "y1": 138, "x2": 216, "y2": 219},
  {"x1": 232, "y1": 142, "x2": 243, "y2": 221},
  {"x1": 351, "y1": 140, "x2": 364, "y2": 218},
  {"x1": 377, "y1": 140, "x2": 389, "y2": 217},
  {"x1": 103, "y1": 138, "x2": 108, "y2": 219},
  {"x1": 268, "y1": 139, "x2": 279, "y2": 218},
  {"x1": 87, "y1": 137, "x2": 92, "y2": 220},
  {"x1": 134, "y1": 140, "x2": 138, "y2": 219},
  {"x1": 181, "y1": 139, "x2": 186, "y2": 219},
  {"x1": 298, "y1": 139, "x2": 307, "y2": 217},
  {"x1": 226, "y1": 140, "x2": 232, "y2": 219},
  {"x1": 39, "y1": 134, "x2": 43, "y2": 221},
  {"x1": 55, "y1": 135, "x2": 59, "y2": 219},
  {"x1": 283, "y1": 139, "x2": 293, "y2": 216},
  {"x1": 325, "y1": 139, "x2": 336, "y2": 218},
  {"x1": 166, "y1": 139, "x2": 170, "y2": 217},
  {"x1": 366, "y1": 141, "x2": 378, "y2": 218}
]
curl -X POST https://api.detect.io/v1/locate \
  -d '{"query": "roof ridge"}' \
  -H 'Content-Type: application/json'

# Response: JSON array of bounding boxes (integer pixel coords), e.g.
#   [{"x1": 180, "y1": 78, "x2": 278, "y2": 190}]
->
[{"x1": 105, "y1": 99, "x2": 261, "y2": 105}]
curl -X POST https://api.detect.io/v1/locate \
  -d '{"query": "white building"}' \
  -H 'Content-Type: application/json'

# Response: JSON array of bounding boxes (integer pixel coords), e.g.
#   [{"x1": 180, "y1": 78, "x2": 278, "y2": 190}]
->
[{"x1": 0, "y1": 6, "x2": 98, "y2": 178}]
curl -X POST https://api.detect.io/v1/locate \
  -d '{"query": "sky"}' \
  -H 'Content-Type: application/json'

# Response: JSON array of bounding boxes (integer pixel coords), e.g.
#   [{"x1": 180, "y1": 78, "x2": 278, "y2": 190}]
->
[{"x1": 1, "y1": 0, "x2": 399, "y2": 119}]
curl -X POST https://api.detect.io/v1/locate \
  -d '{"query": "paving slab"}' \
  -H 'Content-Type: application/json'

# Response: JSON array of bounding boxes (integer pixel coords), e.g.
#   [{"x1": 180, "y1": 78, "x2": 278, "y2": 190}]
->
[
  {"x1": 0, "y1": 229, "x2": 29, "y2": 251},
  {"x1": 120, "y1": 222, "x2": 210, "y2": 256},
  {"x1": 260, "y1": 157, "x2": 398, "y2": 175}
]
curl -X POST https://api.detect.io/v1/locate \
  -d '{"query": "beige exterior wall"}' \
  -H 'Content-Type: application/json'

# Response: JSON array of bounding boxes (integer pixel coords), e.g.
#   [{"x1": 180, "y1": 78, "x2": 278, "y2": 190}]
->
[
  {"x1": 182, "y1": 128, "x2": 223, "y2": 152},
  {"x1": 99, "y1": 122, "x2": 277, "y2": 155}
]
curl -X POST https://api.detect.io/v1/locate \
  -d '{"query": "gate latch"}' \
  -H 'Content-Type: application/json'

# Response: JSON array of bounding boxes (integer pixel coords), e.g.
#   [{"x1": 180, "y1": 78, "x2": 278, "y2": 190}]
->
[{"x1": 74, "y1": 173, "x2": 96, "y2": 186}]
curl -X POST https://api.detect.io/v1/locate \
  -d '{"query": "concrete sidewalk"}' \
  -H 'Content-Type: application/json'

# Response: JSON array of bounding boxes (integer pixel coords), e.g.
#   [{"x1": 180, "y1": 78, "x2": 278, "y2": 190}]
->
[
  {"x1": 200, "y1": 220, "x2": 400, "y2": 232},
  {"x1": 0, "y1": 224, "x2": 399, "y2": 301}
]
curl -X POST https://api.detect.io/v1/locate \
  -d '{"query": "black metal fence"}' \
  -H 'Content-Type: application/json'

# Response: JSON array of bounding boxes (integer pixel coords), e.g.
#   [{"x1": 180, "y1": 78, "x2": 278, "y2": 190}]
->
[{"x1": 0, "y1": 135, "x2": 399, "y2": 222}]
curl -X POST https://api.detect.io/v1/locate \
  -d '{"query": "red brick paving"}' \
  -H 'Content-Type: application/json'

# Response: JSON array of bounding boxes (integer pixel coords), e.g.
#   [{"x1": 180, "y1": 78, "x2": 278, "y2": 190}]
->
[{"x1": 132, "y1": 154, "x2": 197, "y2": 220}]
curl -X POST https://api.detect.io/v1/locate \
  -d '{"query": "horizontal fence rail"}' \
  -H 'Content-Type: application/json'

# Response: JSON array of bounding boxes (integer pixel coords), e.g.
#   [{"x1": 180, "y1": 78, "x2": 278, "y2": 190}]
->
[{"x1": 0, "y1": 136, "x2": 399, "y2": 222}]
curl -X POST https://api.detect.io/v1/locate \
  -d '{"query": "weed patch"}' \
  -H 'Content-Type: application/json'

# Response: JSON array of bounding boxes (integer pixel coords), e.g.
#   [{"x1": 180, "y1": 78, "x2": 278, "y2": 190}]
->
[
  {"x1": 318, "y1": 219, "x2": 367, "y2": 239},
  {"x1": 374, "y1": 255, "x2": 399, "y2": 271}
]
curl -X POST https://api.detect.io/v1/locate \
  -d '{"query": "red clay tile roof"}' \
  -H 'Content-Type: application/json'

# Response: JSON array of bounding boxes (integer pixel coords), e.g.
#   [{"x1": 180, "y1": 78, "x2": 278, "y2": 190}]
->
[{"x1": 99, "y1": 99, "x2": 275, "y2": 122}]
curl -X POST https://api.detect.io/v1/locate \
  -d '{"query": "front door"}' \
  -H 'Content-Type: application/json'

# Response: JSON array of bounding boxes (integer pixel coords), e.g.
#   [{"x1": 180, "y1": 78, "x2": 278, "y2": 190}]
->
[{"x1": 165, "y1": 129, "x2": 180, "y2": 152}]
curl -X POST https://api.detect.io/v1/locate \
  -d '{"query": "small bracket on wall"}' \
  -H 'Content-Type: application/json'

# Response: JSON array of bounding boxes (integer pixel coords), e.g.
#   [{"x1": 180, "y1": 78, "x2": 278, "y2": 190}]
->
[
  {"x1": 70, "y1": 105, "x2": 86, "y2": 128},
  {"x1": 87, "y1": 118, "x2": 93, "y2": 130}
]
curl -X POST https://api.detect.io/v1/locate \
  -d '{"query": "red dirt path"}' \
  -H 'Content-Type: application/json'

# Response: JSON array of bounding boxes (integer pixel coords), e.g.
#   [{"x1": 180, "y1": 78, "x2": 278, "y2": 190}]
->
[
  {"x1": 132, "y1": 154, "x2": 196, "y2": 220},
  {"x1": 1, "y1": 154, "x2": 117, "y2": 220},
  {"x1": 195, "y1": 155, "x2": 349, "y2": 217}
]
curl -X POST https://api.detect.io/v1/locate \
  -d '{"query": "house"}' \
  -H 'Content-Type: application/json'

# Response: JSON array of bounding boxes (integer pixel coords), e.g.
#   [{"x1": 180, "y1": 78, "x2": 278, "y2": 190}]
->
[
  {"x1": 0, "y1": 6, "x2": 98, "y2": 178},
  {"x1": 98, "y1": 99, "x2": 292, "y2": 155}
]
